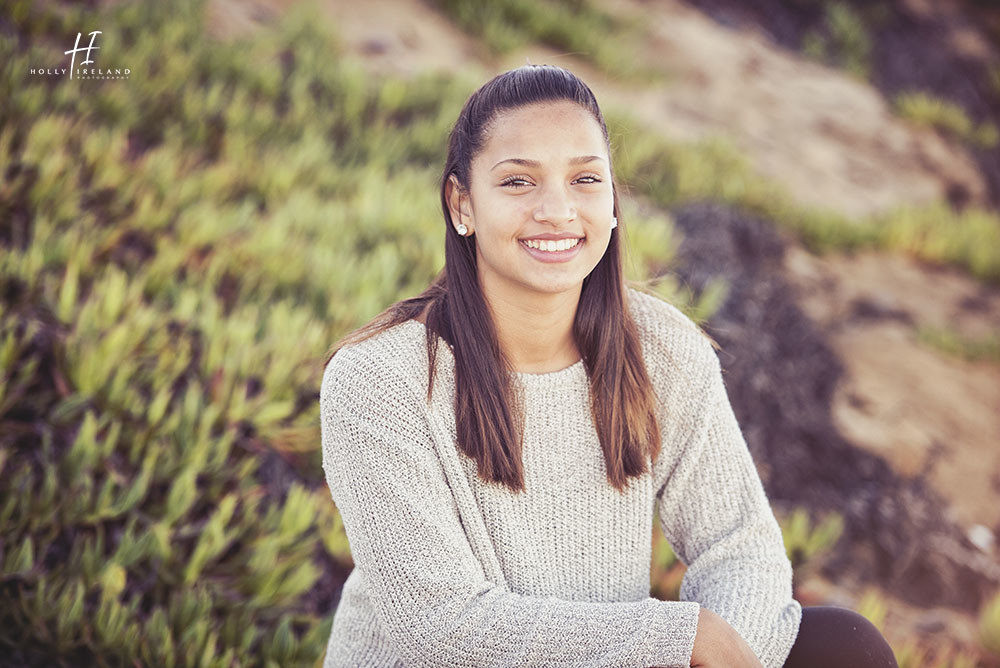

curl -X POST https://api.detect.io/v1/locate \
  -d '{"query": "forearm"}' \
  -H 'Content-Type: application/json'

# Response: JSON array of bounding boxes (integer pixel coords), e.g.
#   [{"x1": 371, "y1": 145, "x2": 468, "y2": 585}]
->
[
  {"x1": 372, "y1": 584, "x2": 702, "y2": 668},
  {"x1": 681, "y1": 557, "x2": 800, "y2": 667}
]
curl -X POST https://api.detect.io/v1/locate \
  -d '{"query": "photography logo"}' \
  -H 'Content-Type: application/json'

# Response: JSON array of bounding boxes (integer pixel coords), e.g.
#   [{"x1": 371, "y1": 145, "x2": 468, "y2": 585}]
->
[{"x1": 29, "y1": 30, "x2": 131, "y2": 80}]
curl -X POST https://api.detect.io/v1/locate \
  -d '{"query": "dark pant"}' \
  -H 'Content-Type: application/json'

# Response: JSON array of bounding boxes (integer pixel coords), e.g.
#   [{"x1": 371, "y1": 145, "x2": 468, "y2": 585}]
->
[{"x1": 782, "y1": 606, "x2": 898, "y2": 668}]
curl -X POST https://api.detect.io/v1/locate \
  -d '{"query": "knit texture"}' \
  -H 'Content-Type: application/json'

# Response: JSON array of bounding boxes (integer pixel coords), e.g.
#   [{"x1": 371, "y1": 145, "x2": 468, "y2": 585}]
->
[{"x1": 319, "y1": 287, "x2": 802, "y2": 668}]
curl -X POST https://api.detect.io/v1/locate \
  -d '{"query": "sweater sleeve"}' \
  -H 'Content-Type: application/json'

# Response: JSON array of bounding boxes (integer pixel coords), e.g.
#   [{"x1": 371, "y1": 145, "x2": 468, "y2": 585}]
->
[
  {"x1": 654, "y1": 341, "x2": 802, "y2": 668},
  {"x1": 320, "y1": 345, "x2": 702, "y2": 668}
]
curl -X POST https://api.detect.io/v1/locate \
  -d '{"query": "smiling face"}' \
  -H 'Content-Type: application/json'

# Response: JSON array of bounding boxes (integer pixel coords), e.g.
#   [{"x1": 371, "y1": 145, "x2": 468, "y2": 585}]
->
[{"x1": 447, "y1": 99, "x2": 616, "y2": 309}]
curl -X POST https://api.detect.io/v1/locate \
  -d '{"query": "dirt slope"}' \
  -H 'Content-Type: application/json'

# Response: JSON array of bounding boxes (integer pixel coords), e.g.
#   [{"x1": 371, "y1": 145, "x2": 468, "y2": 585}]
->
[{"x1": 786, "y1": 246, "x2": 1000, "y2": 531}]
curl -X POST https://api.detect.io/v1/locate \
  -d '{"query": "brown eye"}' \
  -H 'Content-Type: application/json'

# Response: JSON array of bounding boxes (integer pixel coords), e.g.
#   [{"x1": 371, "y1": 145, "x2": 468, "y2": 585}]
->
[{"x1": 500, "y1": 176, "x2": 531, "y2": 188}]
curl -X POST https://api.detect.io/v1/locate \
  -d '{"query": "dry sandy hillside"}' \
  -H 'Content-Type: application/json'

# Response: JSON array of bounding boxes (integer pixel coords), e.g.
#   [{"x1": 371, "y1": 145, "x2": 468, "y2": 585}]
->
[{"x1": 206, "y1": 0, "x2": 1000, "y2": 653}]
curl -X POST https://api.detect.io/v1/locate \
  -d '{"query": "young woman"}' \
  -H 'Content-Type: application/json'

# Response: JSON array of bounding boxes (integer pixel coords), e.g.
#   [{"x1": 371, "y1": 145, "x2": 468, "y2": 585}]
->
[{"x1": 319, "y1": 64, "x2": 898, "y2": 668}]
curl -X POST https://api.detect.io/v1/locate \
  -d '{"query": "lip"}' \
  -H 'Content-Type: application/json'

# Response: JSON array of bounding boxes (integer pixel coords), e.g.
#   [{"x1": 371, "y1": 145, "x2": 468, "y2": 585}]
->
[
  {"x1": 519, "y1": 237, "x2": 585, "y2": 263},
  {"x1": 519, "y1": 233, "x2": 585, "y2": 241}
]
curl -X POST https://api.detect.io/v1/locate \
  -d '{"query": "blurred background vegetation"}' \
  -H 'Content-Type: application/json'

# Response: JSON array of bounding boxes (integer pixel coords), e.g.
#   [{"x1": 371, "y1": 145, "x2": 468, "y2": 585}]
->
[{"x1": 1, "y1": 0, "x2": 998, "y2": 666}]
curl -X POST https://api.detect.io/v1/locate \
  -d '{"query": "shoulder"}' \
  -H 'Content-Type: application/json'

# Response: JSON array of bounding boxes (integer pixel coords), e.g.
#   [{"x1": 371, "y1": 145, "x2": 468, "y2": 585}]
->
[
  {"x1": 626, "y1": 287, "x2": 702, "y2": 336},
  {"x1": 625, "y1": 286, "x2": 721, "y2": 383},
  {"x1": 321, "y1": 321, "x2": 430, "y2": 411},
  {"x1": 319, "y1": 324, "x2": 440, "y2": 495}
]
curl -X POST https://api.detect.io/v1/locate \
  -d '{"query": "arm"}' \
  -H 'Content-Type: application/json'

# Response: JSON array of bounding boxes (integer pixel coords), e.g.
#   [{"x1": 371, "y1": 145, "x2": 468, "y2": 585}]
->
[
  {"x1": 320, "y1": 346, "x2": 701, "y2": 668},
  {"x1": 654, "y1": 341, "x2": 801, "y2": 668}
]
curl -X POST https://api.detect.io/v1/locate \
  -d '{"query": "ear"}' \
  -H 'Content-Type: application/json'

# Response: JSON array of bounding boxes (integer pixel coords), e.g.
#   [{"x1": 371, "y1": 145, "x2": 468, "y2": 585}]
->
[{"x1": 446, "y1": 174, "x2": 474, "y2": 234}]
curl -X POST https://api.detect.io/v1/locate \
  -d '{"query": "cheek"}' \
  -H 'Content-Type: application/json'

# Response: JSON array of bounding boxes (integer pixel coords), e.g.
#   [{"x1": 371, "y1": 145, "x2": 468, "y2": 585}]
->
[
  {"x1": 485, "y1": 205, "x2": 533, "y2": 238},
  {"x1": 581, "y1": 188, "x2": 613, "y2": 212},
  {"x1": 474, "y1": 223, "x2": 515, "y2": 258}
]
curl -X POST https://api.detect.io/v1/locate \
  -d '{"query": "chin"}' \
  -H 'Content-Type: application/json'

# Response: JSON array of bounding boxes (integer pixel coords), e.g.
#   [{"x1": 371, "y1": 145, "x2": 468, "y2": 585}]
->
[{"x1": 526, "y1": 278, "x2": 586, "y2": 295}]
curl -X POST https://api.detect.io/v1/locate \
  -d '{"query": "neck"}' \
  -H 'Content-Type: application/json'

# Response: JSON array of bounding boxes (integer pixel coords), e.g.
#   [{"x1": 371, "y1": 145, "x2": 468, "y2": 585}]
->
[{"x1": 482, "y1": 284, "x2": 583, "y2": 374}]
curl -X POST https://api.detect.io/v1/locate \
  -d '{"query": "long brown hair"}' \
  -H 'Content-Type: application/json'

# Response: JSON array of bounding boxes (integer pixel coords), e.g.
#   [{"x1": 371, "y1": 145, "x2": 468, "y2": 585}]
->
[{"x1": 324, "y1": 64, "x2": 663, "y2": 494}]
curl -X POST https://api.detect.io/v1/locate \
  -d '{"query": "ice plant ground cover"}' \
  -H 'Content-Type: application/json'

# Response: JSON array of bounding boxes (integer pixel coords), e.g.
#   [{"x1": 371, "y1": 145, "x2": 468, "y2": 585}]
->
[{"x1": 1, "y1": 0, "x2": 999, "y2": 666}]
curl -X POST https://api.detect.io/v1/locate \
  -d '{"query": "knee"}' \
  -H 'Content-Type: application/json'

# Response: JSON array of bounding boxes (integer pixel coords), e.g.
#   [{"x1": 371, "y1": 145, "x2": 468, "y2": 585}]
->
[
  {"x1": 840, "y1": 607, "x2": 894, "y2": 653},
  {"x1": 787, "y1": 606, "x2": 898, "y2": 668}
]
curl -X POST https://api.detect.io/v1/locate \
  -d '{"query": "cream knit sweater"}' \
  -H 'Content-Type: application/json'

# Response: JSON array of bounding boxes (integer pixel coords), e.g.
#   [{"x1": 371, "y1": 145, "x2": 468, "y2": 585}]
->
[{"x1": 319, "y1": 288, "x2": 802, "y2": 668}]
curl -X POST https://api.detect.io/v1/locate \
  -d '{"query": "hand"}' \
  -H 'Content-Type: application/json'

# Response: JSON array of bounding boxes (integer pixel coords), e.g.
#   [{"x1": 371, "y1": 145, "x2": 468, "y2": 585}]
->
[{"x1": 688, "y1": 606, "x2": 763, "y2": 668}]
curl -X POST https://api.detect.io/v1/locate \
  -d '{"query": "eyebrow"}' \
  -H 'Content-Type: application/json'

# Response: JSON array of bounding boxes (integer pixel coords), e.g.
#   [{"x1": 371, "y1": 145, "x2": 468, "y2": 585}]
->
[{"x1": 490, "y1": 155, "x2": 605, "y2": 171}]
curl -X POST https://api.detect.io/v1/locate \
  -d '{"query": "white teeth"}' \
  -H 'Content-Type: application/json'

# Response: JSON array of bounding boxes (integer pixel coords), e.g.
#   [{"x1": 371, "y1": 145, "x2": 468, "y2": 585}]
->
[{"x1": 522, "y1": 238, "x2": 582, "y2": 252}]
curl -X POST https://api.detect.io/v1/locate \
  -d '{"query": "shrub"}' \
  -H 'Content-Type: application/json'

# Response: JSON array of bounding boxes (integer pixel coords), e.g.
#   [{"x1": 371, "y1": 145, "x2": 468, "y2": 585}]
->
[
  {"x1": 982, "y1": 589, "x2": 1000, "y2": 657},
  {"x1": 778, "y1": 507, "x2": 844, "y2": 573},
  {"x1": 801, "y1": 2, "x2": 872, "y2": 79},
  {"x1": 894, "y1": 91, "x2": 999, "y2": 149},
  {"x1": 427, "y1": 0, "x2": 653, "y2": 80}
]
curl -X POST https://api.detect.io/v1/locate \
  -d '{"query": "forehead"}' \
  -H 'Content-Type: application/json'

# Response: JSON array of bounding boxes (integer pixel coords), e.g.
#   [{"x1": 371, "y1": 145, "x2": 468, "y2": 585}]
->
[{"x1": 478, "y1": 100, "x2": 607, "y2": 160}]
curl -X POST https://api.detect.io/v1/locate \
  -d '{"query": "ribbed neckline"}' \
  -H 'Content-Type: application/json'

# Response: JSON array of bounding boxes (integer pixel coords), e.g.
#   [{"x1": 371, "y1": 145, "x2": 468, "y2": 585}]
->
[
  {"x1": 398, "y1": 319, "x2": 587, "y2": 386},
  {"x1": 512, "y1": 357, "x2": 585, "y2": 385}
]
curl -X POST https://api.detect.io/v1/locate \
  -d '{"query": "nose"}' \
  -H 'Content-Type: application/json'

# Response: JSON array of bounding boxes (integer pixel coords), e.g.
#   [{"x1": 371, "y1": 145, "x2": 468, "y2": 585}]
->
[{"x1": 533, "y1": 182, "x2": 576, "y2": 224}]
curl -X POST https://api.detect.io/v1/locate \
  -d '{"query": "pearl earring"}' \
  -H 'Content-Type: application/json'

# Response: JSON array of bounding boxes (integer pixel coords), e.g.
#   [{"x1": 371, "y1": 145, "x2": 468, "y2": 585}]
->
[
  {"x1": 456, "y1": 223, "x2": 468, "y2": 235},
  {"x1": 611, "y1": 216, "x2": 618, "y2": 229}
]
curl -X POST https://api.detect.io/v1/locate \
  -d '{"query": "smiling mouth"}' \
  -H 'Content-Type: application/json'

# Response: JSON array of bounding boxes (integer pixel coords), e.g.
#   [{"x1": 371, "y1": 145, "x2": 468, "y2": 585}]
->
[{"x1": 519, "y1": 237, "x2": 584, "y2": 252}]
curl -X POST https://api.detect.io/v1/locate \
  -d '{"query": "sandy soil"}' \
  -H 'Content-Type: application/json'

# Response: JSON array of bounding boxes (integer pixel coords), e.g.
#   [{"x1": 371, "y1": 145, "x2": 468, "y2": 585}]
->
[{"x1": 785, "y1": 247, "x2": 1000, "y2": 531}]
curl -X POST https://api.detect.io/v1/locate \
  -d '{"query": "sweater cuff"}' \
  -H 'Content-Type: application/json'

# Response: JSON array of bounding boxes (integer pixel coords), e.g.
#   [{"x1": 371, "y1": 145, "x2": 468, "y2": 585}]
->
[{"x1": 640, "y1": 599, "x2": 701, "y2": 668}]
